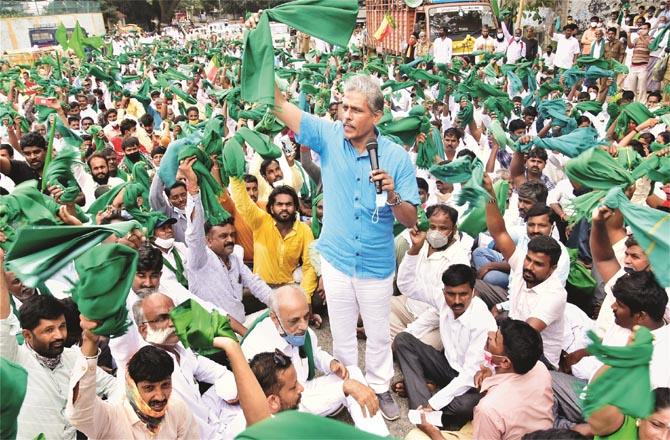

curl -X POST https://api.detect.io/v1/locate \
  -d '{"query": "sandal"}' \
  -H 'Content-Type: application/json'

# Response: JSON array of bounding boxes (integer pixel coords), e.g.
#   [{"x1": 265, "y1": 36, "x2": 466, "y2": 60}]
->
[{"x1": 392, "y1": 380, "x2": 407, "y2": 398}]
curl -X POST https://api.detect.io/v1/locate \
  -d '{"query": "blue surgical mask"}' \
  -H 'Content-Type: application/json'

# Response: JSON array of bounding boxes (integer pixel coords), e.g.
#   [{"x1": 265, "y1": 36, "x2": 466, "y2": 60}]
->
[
  {"x1": 278, "y1": 319, "x2": 306, "y2": 347},
  {"x1": 623, "y1": 266, "x2": 636, "y2": 274}
]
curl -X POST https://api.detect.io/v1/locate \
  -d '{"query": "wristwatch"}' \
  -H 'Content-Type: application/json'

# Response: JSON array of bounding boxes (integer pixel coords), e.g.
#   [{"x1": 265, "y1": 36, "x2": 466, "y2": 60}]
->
[{"x1": 386, "y1": 192, "x2": 403, "y2": 207}]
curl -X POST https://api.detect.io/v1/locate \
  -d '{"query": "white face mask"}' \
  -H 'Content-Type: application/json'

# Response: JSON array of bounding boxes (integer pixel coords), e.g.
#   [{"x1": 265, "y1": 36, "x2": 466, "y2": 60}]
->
[
  {"x1": 514, "y1": 36, "x2": 521, "y2": 42},
  {"x1": 154, "y1": 237, "x2": 175, "y2": 249},
  {"x1": 497, "y1": 33, "x2": 504, "y2": 39},
  {"x1": 426, "y1": 229, "x2": 450, "y2": 249},
  {"x1": 145, "y1": 324, "x2": 176, "y2": 345},
  {"x1": 272, "y1": 178, "x2": 286, "y2": 188},
  {"x1": 589, "y1": 92, "x2": 597, "y2": 100},
  {"x1": 590, "y1": 22, "x2": 597, "y2": 28}
]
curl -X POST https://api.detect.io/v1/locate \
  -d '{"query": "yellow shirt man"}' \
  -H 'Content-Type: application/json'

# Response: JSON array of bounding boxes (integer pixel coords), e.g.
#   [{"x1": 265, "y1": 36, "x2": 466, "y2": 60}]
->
[{"x1": 230, "y1": 177, "x2": 317, "y2": 300}]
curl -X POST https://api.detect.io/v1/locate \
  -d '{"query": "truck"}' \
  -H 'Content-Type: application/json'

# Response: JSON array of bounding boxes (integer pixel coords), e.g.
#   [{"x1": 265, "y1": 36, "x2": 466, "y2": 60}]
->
[{"x1": 365, "y1": 0, "x2": 497, "y2": 57}]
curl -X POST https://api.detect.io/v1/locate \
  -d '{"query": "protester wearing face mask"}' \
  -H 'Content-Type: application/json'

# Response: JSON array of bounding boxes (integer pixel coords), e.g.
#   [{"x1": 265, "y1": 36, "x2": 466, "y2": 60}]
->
[
  {"x1": 107, "y1": 292, "x2": 241, "y2": 438},
  {"x1": 119, "y1": 136, "x2": 155, "y2": 176},
  {"x1": 494, "y1": 28, "x2": 508, "y2": 54},
  {"x1": 582, "y1": 16, "x2": 601, "y2": 55},
  {"x1": 151, "y1": 217, "x2": 190, "y2": 289},
  {"x1": 390, "y1": 204, "x2": 471, "y2": 350},
  {"x1": 241, "y1": 285, "x2": 390, "y2": 436},
  {"x1": 467, "y1": 320, "x2": 553, "y2": 440}
]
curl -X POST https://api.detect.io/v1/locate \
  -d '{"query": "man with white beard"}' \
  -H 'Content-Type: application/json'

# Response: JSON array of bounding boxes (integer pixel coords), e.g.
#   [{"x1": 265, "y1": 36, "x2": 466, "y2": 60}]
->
[{"x1": 108, "y1": 292, "x2": 239, "y2": 438}]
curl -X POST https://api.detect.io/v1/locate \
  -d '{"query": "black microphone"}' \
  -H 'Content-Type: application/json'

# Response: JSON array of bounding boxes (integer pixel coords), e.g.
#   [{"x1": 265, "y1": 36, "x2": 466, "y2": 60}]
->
[{"x1": 366, "y1": 138, "x2": 382, "y2": 194}]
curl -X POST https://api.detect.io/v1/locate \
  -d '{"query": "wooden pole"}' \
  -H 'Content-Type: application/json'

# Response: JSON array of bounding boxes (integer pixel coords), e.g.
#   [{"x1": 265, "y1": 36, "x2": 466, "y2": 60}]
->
[{"x1": 515, "y1": 0, "x2": 526, "y2": 30}]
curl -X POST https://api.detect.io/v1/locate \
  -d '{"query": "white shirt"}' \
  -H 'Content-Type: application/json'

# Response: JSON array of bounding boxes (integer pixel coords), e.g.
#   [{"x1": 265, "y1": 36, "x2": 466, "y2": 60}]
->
[
  {"x1": 400, "y1": 239, "x2": 471, "y2": 318},
  {"x1": 547, "y1": 178, "x2": 576, "y2": 216},
  {"x1": 66, "y1": 355, "x2": 199, "y2": 440},
  {"x1": 576, "y1": 323, "x2": 670, "y2": 389},
  {"x1": 242, "y1": 316, "x2": 336, "y2": 387},
  {"x1": 185, "y1": 191, "x2": 272, "y2": 322},
  {"x1": 0, "y1": 315, "x2": 119, "y2": 440},
  {"x1": 108, "y1": 321, "x2": 235, "y2": 439},
  {"x1": 157, "y1": 242, "x2": 189, "y2": 287},
  {"x1": 433, "y1": 36, "x2": 453, "y2": 65},
  {"x1": 552, "y1": 34, "x2": 581, "y2": 69},
  {"x1": 506, "y1": 38, "x2": 526, "y2": 64},
  {"x1": 73, "y1": 163, "x2": 125, "y2": 209},
  {"x1": 397, "y1": 253, "x2": 497, "y2": 410},
  {"x1": 508, "y1": 247, "x2": 567, "y2": 369}
]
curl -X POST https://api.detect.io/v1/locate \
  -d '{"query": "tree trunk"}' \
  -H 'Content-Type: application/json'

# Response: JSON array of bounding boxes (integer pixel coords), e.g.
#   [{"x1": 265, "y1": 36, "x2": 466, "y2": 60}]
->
[{"x1": 155, "y1": 0, "x2": 181, "y2": 24}]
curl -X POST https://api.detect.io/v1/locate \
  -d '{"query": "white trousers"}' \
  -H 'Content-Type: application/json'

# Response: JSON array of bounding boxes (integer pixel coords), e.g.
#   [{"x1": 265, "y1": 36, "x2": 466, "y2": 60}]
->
[
  {"x1": 320, "y1": 257, "x2": 394, "y2": 393},
  {"x1": 623, "y1": 64, "x2": 649, "y2": 102},
  {"x1": 300, "y1": 366, "x2": 390, "y2": 436}
]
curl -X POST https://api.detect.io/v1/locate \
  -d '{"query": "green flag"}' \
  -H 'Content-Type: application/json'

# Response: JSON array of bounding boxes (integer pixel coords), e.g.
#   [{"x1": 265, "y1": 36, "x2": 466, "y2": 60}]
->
[
  {"x1": 4, "y1": 221, "x2": 140, "y2": 288},
  {"x1": 602, "y1": 187, "x2": 670, "y2": 287},
  {"x1": 72, "y1": 243, "x2": 138, "y2": 338},
  {"x1": 170, "y1": 299, "x2": 238, "y2": 357},
  {"x1": 580, "y1": 326, "x2": 654, "y2": 419},
  {"x1": 241, "y1": 0, "x2": 358, "y2": 105},
  {"x1": 55, "y1": 22, "x2": 68, "y2": 51},
  {"x1": 0, "y1": 357, "x2": 28, "y2": 440}
]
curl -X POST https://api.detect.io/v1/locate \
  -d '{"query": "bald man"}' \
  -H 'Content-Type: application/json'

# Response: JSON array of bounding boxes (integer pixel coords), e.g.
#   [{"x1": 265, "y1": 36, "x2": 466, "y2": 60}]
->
[
  {"x1": 108, "y1": 293, "x2": 237, "y2": 438},
  {"x1": 239, "y1": 285, "x2": 389, "y2": 436}
]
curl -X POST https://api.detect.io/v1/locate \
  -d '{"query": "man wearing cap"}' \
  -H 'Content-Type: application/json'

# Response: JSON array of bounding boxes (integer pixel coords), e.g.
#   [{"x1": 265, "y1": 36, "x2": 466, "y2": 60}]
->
[
  {"x1": 151, "y1": 217, "x2": 189, "y2": 289},
  {"x1": 248, "y1": 11, "x2": 420, "y2": 420}
]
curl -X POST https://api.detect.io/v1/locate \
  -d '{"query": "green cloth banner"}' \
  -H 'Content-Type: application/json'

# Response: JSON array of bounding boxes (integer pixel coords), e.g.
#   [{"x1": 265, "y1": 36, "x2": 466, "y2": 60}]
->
[
  {"x1": 170, "y1": 299, "x2": 238, "y2": 357},
  {"x1": 581, "y1": 326, "x2": 654, "y2": 419},
  {"x1": 72, "y1": 243, "x2": 138, "y2": 338},
  {"x1": 241, "y1": 0, "x2": 358, "y2": 105}
]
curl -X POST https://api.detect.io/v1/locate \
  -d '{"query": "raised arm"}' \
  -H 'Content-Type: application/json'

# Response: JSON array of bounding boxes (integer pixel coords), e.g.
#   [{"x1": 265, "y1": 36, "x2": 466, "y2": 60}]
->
[
  {"x1": 590, "y1": 206, "x2": 622, "y2": 284},
  {"x1": 212, "y1": 337, "x2": 271, "y2": 427},
  {"x1": 483, "y1": 174, "x2": 516, "y2": 260}
]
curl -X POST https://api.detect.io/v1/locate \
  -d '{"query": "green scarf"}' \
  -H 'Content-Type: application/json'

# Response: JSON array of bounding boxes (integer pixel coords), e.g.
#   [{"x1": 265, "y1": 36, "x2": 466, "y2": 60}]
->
[
  {"x1": 162, "y1": 247, "x2": 189, "y2": 289},
  {"x1": 0, "y1": 182, "x2": 66, "y2": 251},
  {"x1": 614, "y1": 102, "x2": 655, "y2": 139},
  {"x1": 43, "y1": 147, "x2": 81, "y2": 204},
  {"x1": 236, "y1": 411, "x2": 388, "y2": 440},
  {"x1": 123, "y1": 183, "x2": 165, "y2": 235},
  {"x1": 649, "y1": 24, "x2": 670, "y2": 51},
  {"x1": 531, "y1": 127, "x2": 603, "y2": 158},
  {"x1": 429, "y1": 156, "x2": 490, "y2": 214},
  {"x1": 459, "y1": 179, "x2": 509, "y2": 237},
  {"x1": 236, "y1": 126, "x2": 282, "y2": 159},
  {"x1": 393, "y1": 204, "x2": 429, "y2": 237},
  {"x1": 566, "y1": 248, "x2": 597, "y2": 297},
  {"x1": 310, "y1": 193, "x2": 324, "y2": 239},
  {"x1": 565, "y1": 148, "x2": 633, "y2": 191},
  {"x1": 241, "y1": 0, "x2": 358, "y2": 105},
  {"x1": 572, "y1": 100, "x2": 604, "y2": 116},
  {"x1": 0, "y1": 357, "x2": 28, "y2": 440},
  {"x1": 177, "y1": 146, "x2": 230, "y2": 225},
  {"x1": 170, "y1": 299, "x2": 238, "y2": 358},
  {"x1": 580, "y1": 327, "x2": 654, "y2": 419},
  {"x1": 72, "y1": 243, "x2": 138, "y2": 338},
  {"x1": 5, "y1": 221, "x2": 139, "y2": 289},
  {"x1": 602, "y1": 187, "x2": 670, "y2": 287}
]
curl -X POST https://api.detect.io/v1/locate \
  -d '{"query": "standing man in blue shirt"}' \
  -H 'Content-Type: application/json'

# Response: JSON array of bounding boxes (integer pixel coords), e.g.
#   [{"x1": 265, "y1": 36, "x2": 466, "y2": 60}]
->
[{"x1": 241, "y1": 25, "x2": 419, "y2": 416}]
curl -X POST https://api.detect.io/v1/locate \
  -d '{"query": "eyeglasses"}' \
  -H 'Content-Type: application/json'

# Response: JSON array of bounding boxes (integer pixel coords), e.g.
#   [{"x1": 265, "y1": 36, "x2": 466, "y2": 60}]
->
[
  {"x1": 273, "y1": 349, "x2": 290, "y2": 367},
  {"x1": 142, "y1": 313, "x2": 171, "y2": 325}
]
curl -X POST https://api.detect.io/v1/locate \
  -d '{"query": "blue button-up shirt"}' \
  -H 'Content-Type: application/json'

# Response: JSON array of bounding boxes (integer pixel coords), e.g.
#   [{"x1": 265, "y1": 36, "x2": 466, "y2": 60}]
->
[{"x1": 296, "y1": 112, "x2": 419, "y2": 279}]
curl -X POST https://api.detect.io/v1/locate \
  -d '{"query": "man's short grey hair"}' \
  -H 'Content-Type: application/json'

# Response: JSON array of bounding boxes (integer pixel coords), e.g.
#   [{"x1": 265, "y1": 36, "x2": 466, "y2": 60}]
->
[
  {"x1": 267, "y1": 284, "x2": 307, "y2": 315},
  {"x1": 132, "y1": 298, "x2": 145, "y2": 325},
  {"x1": 343, "y1": 74, "x2": 384, "y2": 114}
]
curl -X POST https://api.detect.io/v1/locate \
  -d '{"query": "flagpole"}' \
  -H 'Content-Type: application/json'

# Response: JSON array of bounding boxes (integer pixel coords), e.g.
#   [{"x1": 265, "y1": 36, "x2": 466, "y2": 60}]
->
[
  {"x1": 42, "y1": 114, "x2": 57, "y2": 192},
  {"x1": 515, "y1": 0, "x2": 526, "y2": 30},
  {"x1": 55, "y1": 50, "x2": 63, "y2": 80}
]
